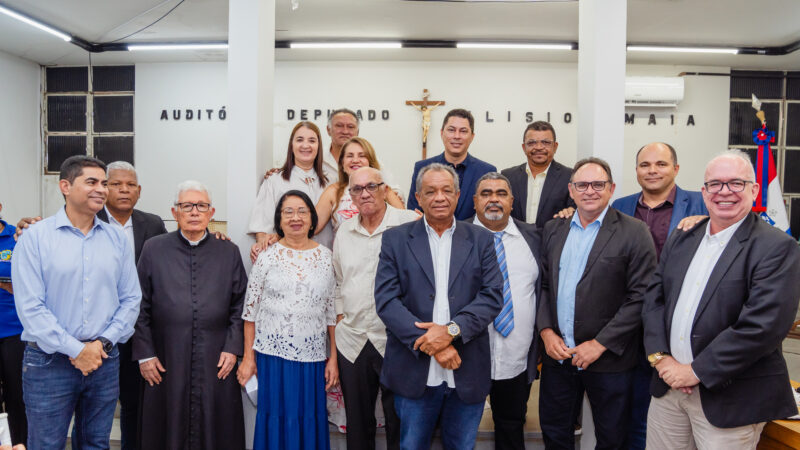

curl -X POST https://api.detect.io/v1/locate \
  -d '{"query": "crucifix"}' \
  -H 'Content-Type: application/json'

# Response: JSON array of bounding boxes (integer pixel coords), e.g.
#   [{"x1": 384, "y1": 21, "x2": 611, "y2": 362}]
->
[{"x1": 406, "y1": 89, "x2": 445, "y2": 159}]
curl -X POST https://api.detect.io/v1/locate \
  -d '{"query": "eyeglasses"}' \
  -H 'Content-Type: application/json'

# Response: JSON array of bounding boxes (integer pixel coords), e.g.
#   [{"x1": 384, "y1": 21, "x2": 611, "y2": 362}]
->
[
  {"x1": 703, "y1": 179, "x2": 753, "y2": 193},
  {"x1": 524, "y1": 139, "x2": 555, "y2": 148},
  {"x1": 175, "y1": 202, "x2": 211, "y2": 212},
  {"x1": 571, "y1": 181, "x2": 610, "y2": 192},
  {"x1": 281, "y1": 207, "x2": 311, "y2": 217},
  {"x1": 350, "y1": 182, "x2": 385, "y2": 196}
]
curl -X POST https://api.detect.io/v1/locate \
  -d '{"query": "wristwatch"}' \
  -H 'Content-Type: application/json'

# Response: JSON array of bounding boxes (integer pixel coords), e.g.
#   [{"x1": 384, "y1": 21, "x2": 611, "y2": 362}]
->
[
  {"x1": 647, "y1": 352, "x2": 668, "y2": 367},
  {"x1": 446, "y1": 321, "x2": 461, "y2": 339},
  {"x1": 97, "y1": 337, "x2": 113, "y2": 353}
]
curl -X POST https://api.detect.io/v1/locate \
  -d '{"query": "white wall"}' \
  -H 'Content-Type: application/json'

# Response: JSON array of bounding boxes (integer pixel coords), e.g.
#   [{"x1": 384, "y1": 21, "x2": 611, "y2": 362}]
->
[
  {"x1": 0, "y1": 50, "x2": 41, "y2": 224},
  {"x1": 33, "y1": 60, "x2": 732, "y2": 219}
]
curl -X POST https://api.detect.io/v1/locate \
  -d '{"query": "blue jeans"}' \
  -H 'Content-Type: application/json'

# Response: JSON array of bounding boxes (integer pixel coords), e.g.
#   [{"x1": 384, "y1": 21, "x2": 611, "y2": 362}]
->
[
  {"x1": 394, "y1": 383, "x2": 484, "y2": 450},
  {"x1": 22, "y1": 344, "x2": 120, "y2": 450}
]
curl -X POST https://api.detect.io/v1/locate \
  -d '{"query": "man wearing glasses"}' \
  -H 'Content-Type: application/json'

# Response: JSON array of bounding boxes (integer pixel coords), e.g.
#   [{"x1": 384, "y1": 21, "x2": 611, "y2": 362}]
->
[
  {"x1": 133, "y1": 180, "x2": 247, "y2": 450},
  {"x1": 502, "y1": 121, "x2": 574, "y2": 229},
  {"x1": 643, "y1": 151, "x2": 800, "y2": 450},
  {"x1": 332, "y1": 167, "x2": 419, "y2": 449},
  {"x1": 536, "y1": 158, "x2": 656, "y2": 450}
]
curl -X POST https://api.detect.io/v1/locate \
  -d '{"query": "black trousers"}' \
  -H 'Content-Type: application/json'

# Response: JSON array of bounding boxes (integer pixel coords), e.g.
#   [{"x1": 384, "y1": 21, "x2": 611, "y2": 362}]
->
[
  {"x1": 489, "y1": 371, "x2": 532, "y2": 450},
  {"x1": 337, "y1": 341, "x2": 400, "y2": 450},
  {"x1": 118, "y1": 340, "x2": 141, "y2": 450},
  {"x1": 0, "y1": 333, "x2": 26, "y2": 446},
  {"x1": 539, "y1": 361, "x2": 633, "y2": 450}
]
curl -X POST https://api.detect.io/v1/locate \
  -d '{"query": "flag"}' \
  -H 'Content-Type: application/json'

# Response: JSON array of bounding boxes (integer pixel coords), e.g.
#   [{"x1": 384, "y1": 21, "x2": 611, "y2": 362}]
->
[{"x1": 752, "y1": 124, "x2": 791, "y2": 234}]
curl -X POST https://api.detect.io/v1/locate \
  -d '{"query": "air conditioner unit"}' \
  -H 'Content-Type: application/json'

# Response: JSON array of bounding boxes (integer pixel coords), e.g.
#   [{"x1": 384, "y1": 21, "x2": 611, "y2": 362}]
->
[{"x1": 624, "y1": 77, "x2": 684, "y2": 107}]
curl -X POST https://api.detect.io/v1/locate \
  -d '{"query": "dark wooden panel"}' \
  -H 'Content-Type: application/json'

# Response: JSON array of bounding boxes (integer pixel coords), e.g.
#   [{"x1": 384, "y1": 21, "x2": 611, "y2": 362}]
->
[
  {"x1": 46, "y1": 67, "x2": 88, "y2": 92},
  {"x1": 92, "y1": 66, "x2": 135, "y2": 92},
  {"x1": 730, "y1": 70, "x2": 784, "y2": 99},
  {"x1": 93, "y1": 96, "x2": 133, "y2": 132},
  {"x1": 729, "y1": 101, "x2": 780, "y2": 146},
  {"x1": 47, "y1": 96, "x2": 87, "y2": 132},
  {"x1": 93, "y1": 136, "x2": 134, "y2": 165},
  {"x1": 46, "y1": 136, "x2": 86, "y2": 172}
]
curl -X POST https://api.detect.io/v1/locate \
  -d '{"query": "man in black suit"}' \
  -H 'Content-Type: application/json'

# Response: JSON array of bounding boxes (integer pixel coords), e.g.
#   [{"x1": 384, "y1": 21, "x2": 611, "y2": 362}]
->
[
  {"x1": 642, "y1": 150, "x2": 800, "y2": 449},
  {"x1": 471, "y1": 172, "x2": 541, "y2": 450},
  {"x1": 537, "y1": 157, "x2": 656, "y2": 450},
  {"x1": 98, "y1": 161, "x2": 166, "y2": 450},
  {"x1": 501, "y1": 121, "x2": 574, "y2": 229}
]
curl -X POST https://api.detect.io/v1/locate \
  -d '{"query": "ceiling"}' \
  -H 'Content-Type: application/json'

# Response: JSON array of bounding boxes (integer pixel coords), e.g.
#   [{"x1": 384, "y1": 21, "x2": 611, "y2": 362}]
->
[{"x1": 1, "y1": 0, "x2": 799, "y2": 69}]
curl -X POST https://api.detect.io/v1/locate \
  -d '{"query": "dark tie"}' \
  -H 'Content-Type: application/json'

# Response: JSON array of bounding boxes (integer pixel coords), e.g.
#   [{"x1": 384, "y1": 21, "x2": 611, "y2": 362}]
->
[{"x1": 493, "y1": 231, "x2": 514, "y2": 337}]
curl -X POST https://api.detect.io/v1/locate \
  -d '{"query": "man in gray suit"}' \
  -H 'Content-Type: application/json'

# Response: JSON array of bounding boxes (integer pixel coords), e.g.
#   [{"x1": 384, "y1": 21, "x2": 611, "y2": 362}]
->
[
  {"x1": 643, "y1": 150, "x2": 800, "y2": 449},
  {"x1": 537, "y1": 157, "x2": 656, "y2": 450}
]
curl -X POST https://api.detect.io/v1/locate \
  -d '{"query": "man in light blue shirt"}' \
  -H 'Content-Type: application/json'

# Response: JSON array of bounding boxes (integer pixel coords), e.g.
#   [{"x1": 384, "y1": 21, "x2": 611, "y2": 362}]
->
[
  {"x1": 537, "y1": 157, "x2": 656, "y2": 450},
  {"x1": 12, "y1": 155, "x2": 141, "y2": 449}
]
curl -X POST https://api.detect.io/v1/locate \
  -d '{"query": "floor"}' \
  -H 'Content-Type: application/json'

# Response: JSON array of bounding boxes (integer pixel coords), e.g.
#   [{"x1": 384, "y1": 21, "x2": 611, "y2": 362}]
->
[{"x1": 63, "y1": 336, "x2": 800, "y2": 449}]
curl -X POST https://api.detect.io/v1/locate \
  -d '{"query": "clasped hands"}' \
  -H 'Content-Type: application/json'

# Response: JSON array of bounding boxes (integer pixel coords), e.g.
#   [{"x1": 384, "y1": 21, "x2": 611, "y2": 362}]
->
[
  {"x1": 540, "y1": 328, "x2": 606, "y2": 370},
  {"x1": 413, "y1": 322, "x2": 461, "y2": 370},
  {"x1": 653, "y1": 355, "x2": 700, "y2": 394},
  {"x1": 70, "y1": 340, "x2": 107, "y2": 376}
]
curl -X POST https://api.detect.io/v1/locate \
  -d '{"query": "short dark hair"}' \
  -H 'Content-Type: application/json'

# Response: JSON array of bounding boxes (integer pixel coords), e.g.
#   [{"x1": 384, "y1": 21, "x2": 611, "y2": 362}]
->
[
  {"x1": 328, "y1": 108, "x2": 360, "y2": 127},
  {"x1": 635, "y1": 142, "x2": 678, "y2": 166},
  {"x1": 522, "y1": 121, "x2": 557, "y2": 142},
  {"x1": 475, "y1": 172, "x2": 512, "y2": 196},
  {"x1": 441, "y1": 108, "x2": 474, "y2": 133},
  {"x1": 60, "y1": 155, "x2": 106, "y2": 183},
  {"x1": 273, "y1": 190, "x2": 318, "y2": 238},
  {"x1": 571, "y1": 157, "x2": 614, "y2": 184}
]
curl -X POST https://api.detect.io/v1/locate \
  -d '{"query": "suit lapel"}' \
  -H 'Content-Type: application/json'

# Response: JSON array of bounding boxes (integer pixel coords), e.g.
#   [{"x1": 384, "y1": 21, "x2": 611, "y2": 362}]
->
[
  {"x1": 549, "y1": 219, "x2": 570, "y2": 293},
  {"x1": 537, "y1": 163, "x2": 561, "y2": 219},
  {"x1": 580, "y1": 209, "x2": 618, "y2": 281},
  {"x1": 448, "y1": 223, "x2": 473, "y2": 291},
  {"x1": 668, "y1": 188, "x2": 689, "y2": 233},
  {"x1": 131, "y1": 210, "x2": 146, "y2": 259},
  {"x1": 407, "y1": 220, "x2": 436, "y2": 289},
  {"x1": 513, "y1": 164, "x2": 528, "y2": 219},
  {"x1": 690, "y1": 216, "x2": 753, "y2": 329},
  {"x1": 664, "y1": 223, "x2": 707, "y2": 332}
]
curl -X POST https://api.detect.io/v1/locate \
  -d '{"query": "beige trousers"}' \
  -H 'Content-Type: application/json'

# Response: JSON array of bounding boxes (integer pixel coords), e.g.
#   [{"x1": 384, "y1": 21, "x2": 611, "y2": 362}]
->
[{"x1": 646, "y1": 388, "x2": 765, "y2": 450}]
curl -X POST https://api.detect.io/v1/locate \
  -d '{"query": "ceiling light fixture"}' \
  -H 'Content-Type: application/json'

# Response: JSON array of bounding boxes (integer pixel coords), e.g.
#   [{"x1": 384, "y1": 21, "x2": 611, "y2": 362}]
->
[
  {"x1": 627, "y1": 45, "x2": 738, "y2": 55},
  {"x1": 290, "y1": 42, "x2": 402, "y2": 49},
  {"x1": 127, "y1": 43, "x2": 229, "y2": 51},
  {"x1": 457, "y1": 42, "x2": 573, "y2": 50},
  {"x1": 0, "y1": 5, "x2": 71, "y2": 42}
]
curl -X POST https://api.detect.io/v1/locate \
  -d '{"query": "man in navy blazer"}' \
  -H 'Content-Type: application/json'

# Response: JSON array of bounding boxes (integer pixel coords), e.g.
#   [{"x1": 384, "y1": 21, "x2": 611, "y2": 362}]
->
[
  {"x1": 406, "y1": 109, "x2": 497, "y2": 220},
  {"x1": 610, "y1": 142, "x2": 707, "y2": 449},
  {"x1": 376, "y1": 163, "x2": 503, "y2": 449}
]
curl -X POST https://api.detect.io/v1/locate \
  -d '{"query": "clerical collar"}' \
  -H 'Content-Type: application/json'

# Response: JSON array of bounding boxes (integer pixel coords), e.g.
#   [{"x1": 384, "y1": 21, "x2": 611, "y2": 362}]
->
[{"x1": 180, "y1": 230, "x2": 208, "y2": 246}]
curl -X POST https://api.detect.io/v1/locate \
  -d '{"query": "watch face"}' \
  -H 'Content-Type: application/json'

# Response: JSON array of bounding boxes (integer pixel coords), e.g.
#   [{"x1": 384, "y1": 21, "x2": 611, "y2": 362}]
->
[{"x1": 448, "y1": 323, "x2": 459, "y2": 335}]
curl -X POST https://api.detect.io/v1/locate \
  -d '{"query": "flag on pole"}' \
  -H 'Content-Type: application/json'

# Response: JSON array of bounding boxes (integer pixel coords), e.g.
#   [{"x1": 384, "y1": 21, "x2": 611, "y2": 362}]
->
[{"x1": 751, "y1": 123, "x2": 791, "y2": 234}]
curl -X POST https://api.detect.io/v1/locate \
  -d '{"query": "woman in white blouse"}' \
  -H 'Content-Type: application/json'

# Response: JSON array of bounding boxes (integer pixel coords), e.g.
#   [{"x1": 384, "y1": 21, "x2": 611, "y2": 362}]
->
[
  {"x1": 248, "y1": 121, "x2": 333, "y2": 258},
  {"x1": 238, "y1": 190, "x2": 337, "y2": 450},
  {"x1": 314, "y1": 136, "x2": 404, "y2": 233}
]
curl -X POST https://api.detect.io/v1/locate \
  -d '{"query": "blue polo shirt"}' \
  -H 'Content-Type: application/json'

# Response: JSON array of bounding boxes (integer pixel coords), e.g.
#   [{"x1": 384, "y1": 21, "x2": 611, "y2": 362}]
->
[{"x1": 0, "y1": 220, "x2": 23, "y2": 338}]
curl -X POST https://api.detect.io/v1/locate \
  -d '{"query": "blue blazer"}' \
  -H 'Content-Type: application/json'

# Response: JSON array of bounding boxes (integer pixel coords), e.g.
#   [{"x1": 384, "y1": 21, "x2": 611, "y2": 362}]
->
[
  {"x1": 375, "y1": 219, "x2": 504, "y2": 403},
  {"x1": 406, "y1": 153, "x2": 497, "y2": 220},
  {"x1": 611, "y1": 186, "x2": 707, "y2": 233}
]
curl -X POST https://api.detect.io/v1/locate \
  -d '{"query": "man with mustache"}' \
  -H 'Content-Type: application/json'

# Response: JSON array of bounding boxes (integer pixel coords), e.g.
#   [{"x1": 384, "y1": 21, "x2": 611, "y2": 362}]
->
[
  {"x1": 11, "y1": 156, "x2": 141, "y2": 449},
  {"x1": 502, "y1": 121, "x2": 574, "y2": 229},
  {"x1": 471, "y1": 172, "x2": 541, "y2": 450},
  {"x1": 407, "y1": 109, "x2": 496, "y2": 220},
  {"x1": 610, "y1": 142, "x2": 706, "y2": 449}
]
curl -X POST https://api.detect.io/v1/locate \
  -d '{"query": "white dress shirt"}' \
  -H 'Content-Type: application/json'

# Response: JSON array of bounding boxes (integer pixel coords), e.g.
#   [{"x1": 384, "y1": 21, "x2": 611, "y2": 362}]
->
[
  {"x1": 105, "y1": 207, "x2": 135, "y2": 257},
  {"x1": 670, "y1": 216, "x2": 746, "y2": 365},
  {"x1": 473, "y1": 217, "x2": 538, "y2": 380},
  {"x1": 525, "y1": 163, "x2": 550, "y2": 224},
  {"x1": 333, "y1": 205, "x2": 419, "y2": 363},
  {"x1": 424, "y1": 218, "x2": 457, "y2": 388}
]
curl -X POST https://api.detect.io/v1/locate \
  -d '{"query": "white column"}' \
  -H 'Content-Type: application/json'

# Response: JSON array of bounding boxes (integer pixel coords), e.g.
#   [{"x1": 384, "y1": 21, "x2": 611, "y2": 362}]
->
[
  {"x1": 227, "y1": 0, "x2": 275, "y2": 267},
  {"x1": 577, "y1": 0, "x2": 627, "y2": 194}
]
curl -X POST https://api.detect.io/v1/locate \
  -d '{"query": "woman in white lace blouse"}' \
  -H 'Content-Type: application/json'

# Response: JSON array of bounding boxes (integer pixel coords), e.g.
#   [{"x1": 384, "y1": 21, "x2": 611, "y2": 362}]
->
[{"x1": 238, "y1": 190, "x2": 337, "y2": 450}]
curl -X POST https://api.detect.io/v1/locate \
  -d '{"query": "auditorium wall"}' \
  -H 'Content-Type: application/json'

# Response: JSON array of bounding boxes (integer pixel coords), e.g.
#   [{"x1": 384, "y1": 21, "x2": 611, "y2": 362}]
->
[
  {"x1": 37, "y1": 59, "x2": 730, "y2": 222},
  {"x1": 0, "y1": 50, "x2": 41, "y2": 224}
]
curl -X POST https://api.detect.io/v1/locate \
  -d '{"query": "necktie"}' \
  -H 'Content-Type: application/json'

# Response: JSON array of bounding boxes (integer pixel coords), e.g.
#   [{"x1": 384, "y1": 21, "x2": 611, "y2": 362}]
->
[{"x1": 493, "y1": 231, "x2": 514, "y2": 337}]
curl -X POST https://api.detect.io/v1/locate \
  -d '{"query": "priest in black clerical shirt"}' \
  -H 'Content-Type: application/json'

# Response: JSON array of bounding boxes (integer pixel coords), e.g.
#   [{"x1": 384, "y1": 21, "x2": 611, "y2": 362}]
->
[{"x1": 133, "y1": 180, "x2": 247, "y2": 450}]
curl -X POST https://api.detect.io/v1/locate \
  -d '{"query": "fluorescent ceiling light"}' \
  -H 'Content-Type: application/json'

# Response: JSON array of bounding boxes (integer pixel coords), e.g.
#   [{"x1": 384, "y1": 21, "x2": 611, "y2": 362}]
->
[
  {"x1": 627, "y1": 45, "x2": 738, "y2": 55},
  {"x1": 0, "y1": 5, "x2": 71, "y2": 42},
  {"x1": 457, "y1": 42, "x2": 573, "y2": 50},
  {"x1": 290, "y1": 42, "x2": 402, "y2": 49},
  {"x1": 127, "y1": 43, "x2": 229, "y2": 51}
]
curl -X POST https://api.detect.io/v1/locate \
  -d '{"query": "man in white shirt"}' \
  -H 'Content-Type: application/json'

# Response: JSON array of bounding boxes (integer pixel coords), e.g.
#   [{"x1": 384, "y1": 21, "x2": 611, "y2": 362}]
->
[
  {"x1": 333, "y1": 167, "x2": 418, "y2": 450},
  {"x1": 643, "y1": 150, "x2": 800, "y2": 449},
  {"x1": 471, "y1": 172, "x2": 541, "y2": 450}
]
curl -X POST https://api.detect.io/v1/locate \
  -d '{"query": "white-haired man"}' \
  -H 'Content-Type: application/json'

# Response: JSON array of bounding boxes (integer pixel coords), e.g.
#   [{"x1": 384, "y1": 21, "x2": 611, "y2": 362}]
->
[
  {"x1": 643, "y1": 150, "x2": 800, "y2": 449},
  {"x1": 133, "y1": 181, "x2": 247, "y2": 450}
]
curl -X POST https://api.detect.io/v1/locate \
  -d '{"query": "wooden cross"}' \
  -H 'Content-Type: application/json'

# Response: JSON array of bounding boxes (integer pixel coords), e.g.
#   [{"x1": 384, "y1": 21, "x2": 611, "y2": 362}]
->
[{"x1": 406, "y1": 89, "x2": 445, "y2": 159}]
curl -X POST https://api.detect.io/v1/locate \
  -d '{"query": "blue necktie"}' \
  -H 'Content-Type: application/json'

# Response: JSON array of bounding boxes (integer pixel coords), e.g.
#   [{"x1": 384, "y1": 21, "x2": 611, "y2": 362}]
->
[{"x1": 493, "y1": 231, "x2": 514, "y2": 337}]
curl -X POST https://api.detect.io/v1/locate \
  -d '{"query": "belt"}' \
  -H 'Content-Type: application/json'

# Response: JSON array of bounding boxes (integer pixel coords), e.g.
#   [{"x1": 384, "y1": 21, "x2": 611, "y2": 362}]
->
[{"x1": 27, "y1": 339, "x2": 99, "y2": 351}]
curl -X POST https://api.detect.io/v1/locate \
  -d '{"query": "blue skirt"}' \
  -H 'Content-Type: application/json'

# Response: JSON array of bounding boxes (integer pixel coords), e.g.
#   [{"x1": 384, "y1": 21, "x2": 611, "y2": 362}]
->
[{"x1": 253, "y1": 352, "x2": 330, "y2": 450}]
